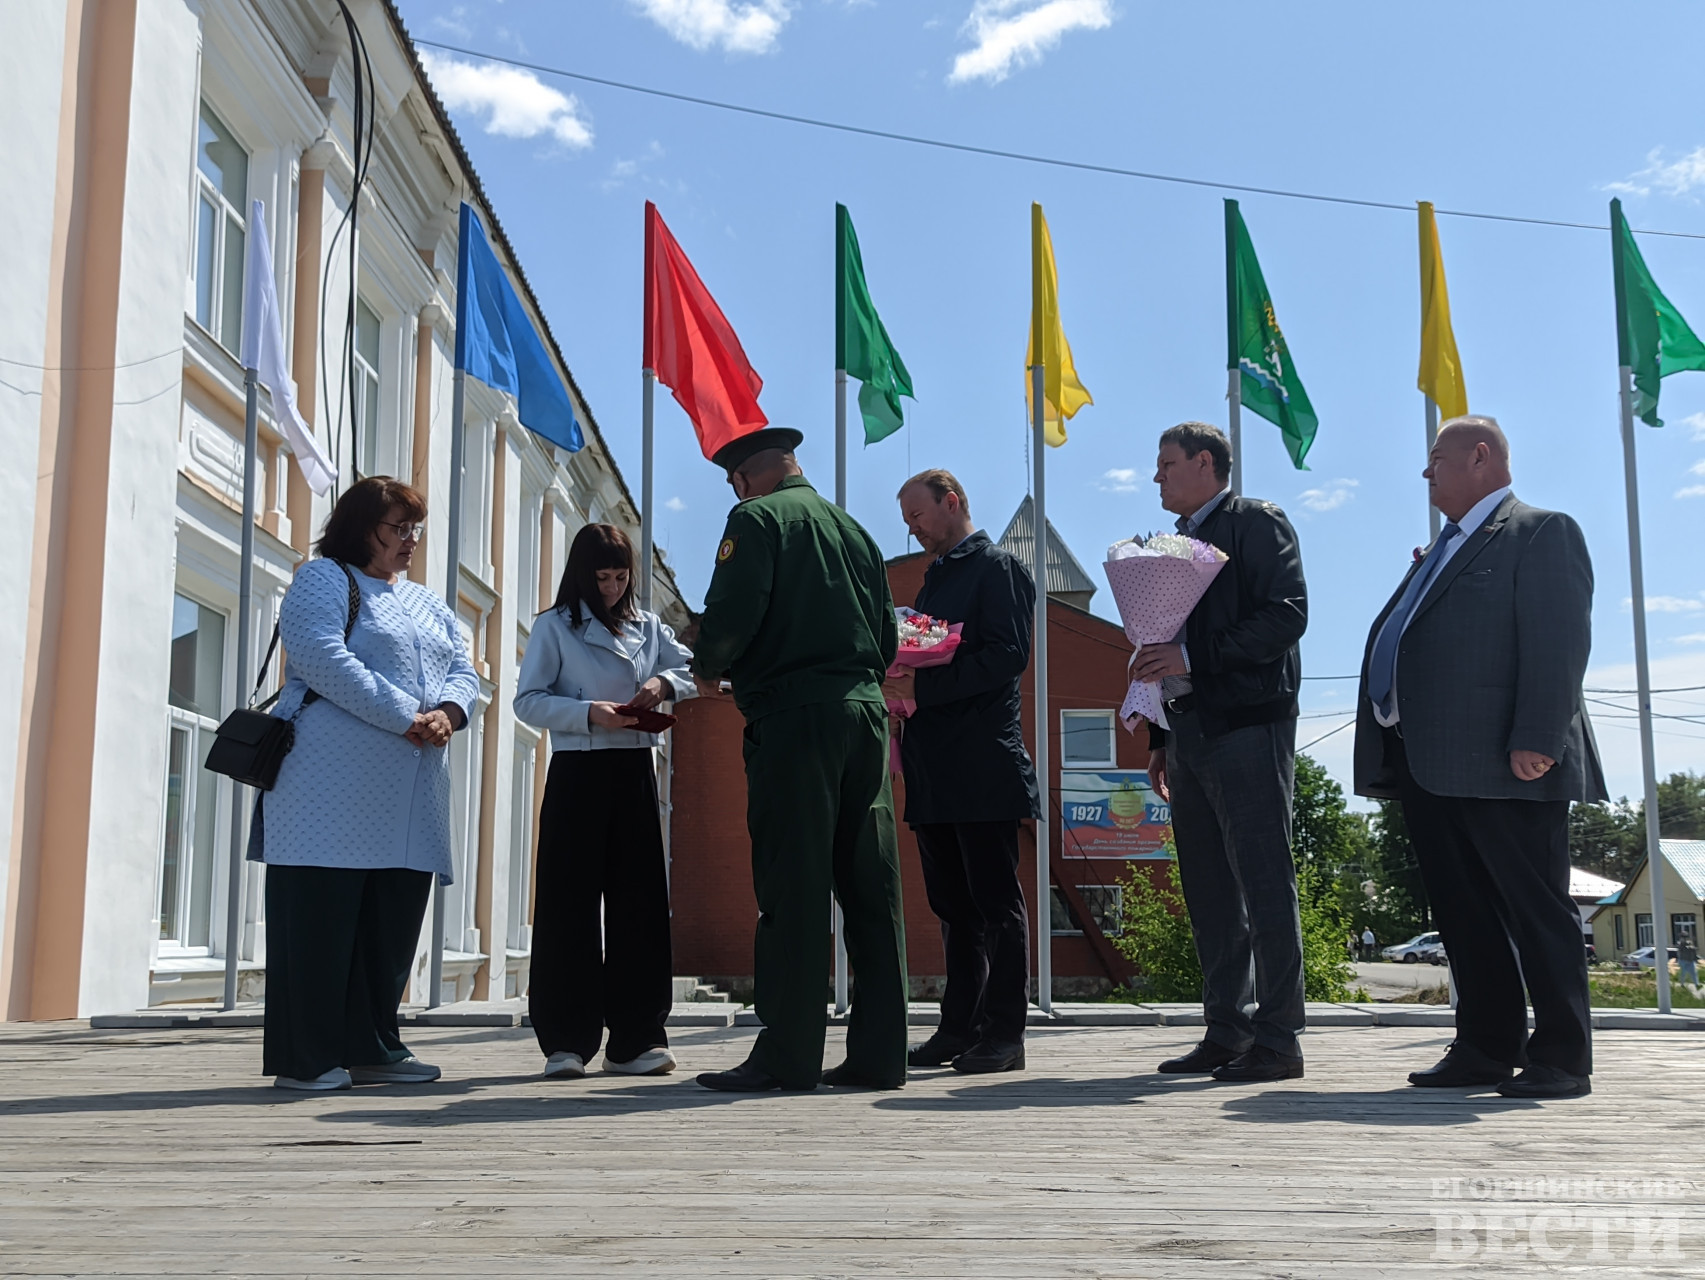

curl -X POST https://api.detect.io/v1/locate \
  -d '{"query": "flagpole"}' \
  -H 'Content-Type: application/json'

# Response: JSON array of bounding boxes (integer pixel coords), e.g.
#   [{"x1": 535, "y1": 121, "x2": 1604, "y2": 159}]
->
[
  {"x1": 220, "y1": 369, "x2": 260, "y2": 1011},
  {"x1": 1224, "y1": 201, "x2": 1243, "y2": 497},
  {"x1": 1424, "y1": 396, "x2": 1441, "y2": 541},
  {"x1": 832, "y1": 365, "x2": 850, "y2": 1014},
  {"x1": 1029, "y1": 203, "x2": 1053, "y2": 1017},
  {"x1": 1617, "y1": 363, "x2": 1670, "y2": 1013},
  {"x1": 641, "y1": 369, "x2": 655, "y2": 612}
]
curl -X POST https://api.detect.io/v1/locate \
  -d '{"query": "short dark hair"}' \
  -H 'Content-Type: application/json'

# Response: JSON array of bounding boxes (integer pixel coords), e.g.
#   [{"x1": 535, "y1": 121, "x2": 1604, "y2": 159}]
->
[
  {"x1": 1158, "y1": 421, "x2": 1232, "y2": 482},
  {"x1": 315, "y1": 476, "x2": 427, "y2": 565},
  {"x1": 897, "y1": 468, "x2": 970, "y2": 515},
  {"x1": 553, "y1": 523, "x2": 637, "y2": 634}
]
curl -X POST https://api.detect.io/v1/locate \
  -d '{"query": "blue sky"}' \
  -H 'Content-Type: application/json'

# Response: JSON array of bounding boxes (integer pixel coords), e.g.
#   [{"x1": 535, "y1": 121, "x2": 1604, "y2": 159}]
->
[{"x1": 397, "y1": 0, "x2": 1705, "y2": 808}]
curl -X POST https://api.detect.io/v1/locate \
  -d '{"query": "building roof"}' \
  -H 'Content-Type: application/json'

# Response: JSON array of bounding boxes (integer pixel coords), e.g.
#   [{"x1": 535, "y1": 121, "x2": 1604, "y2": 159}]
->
[
  {"x1": 1569, "y1": 866, "x2": 1624, "y2": 901},
  {"x1": 997, "y1": 495, "x2": 1098, "y2": 604},
  {"x1": 1595, "y1": 840, "x2": 1705, "y2": 906}
]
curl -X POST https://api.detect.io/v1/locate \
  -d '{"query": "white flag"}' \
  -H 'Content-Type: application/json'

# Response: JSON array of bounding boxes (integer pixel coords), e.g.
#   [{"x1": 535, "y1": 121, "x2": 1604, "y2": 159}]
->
[{"x1": 241, "y1": 199, "x2": 334, "y2": 495}]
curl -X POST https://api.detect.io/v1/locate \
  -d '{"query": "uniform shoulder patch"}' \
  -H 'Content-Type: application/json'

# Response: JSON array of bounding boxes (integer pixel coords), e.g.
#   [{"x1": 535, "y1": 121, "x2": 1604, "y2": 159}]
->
[{"x1": 717, "y1": 535, "x2": 738, "y2": 563}]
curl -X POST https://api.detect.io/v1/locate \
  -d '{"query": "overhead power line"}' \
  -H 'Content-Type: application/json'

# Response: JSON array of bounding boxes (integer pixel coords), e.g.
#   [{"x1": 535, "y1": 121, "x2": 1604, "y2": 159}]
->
[{"x1": 415, "y1": 39, "x2": 1705, "y2": 243}]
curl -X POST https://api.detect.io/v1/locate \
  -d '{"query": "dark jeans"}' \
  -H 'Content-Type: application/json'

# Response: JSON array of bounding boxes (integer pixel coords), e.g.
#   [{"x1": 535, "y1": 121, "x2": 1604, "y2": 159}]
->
[
  {"x1": 1166, "y1": 710, "x2": 1305, "y2": 1058},
  {"x1": 262, "y1": 863, "x2": 431, "y2": 1080},
  {"x1": 743, "y1": 701, "x2": 909, "y2": 1089},
  {"x1": 914, "y1": 820, "x2": 1029, "y2": 1044},
  {"x1": 529, "y1": 749, "x2": 672, "y2": 1064},
  {"x1": 1390, "y1": 730, "x2": 1592, "y2": 1077}
]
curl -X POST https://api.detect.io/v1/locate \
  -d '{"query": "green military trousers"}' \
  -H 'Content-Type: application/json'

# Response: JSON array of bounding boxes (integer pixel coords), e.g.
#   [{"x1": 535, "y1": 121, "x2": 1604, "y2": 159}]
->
[{"x1": 742, "y1": 698, "x2": 908, "y2": 1088}]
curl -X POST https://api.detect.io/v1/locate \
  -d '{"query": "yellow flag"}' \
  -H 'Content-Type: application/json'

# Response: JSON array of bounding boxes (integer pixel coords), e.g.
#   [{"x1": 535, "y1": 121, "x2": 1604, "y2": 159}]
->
[
  {"x1": 1026, "y1": 203, "x2": 1092, "y2": 447},
  {"x1": 1417, "y1": 201, "x2": 1468, "y2": 420}
]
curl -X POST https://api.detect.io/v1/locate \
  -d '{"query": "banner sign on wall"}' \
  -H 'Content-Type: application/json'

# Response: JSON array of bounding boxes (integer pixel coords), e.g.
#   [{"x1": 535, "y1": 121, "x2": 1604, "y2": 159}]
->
[{"x1": 1059, "y1": 771, "x2": 1172, "y2": 859}]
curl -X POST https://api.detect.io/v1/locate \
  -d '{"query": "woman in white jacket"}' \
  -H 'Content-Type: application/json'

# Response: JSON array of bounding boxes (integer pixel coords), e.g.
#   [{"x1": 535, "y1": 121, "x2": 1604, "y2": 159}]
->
[{"x1": 514, "y1": 524, "x2": 696, "y2": 1078}]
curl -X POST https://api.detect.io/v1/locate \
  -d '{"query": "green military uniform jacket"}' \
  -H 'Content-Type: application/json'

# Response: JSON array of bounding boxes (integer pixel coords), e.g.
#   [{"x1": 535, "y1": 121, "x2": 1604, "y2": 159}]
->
[{"x1": 693, "y1": 475, "x2": 898, "y2": 721}]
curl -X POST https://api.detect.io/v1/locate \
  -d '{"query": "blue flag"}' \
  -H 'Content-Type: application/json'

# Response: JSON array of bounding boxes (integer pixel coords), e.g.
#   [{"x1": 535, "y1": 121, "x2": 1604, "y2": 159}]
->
[{"x1": 455, "y1": 203, "x2": 582, "y2": 452}]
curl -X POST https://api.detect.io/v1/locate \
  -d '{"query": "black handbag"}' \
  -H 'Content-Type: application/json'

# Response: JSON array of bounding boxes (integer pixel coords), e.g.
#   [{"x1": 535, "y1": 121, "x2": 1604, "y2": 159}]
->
[{"x1": 204, "y1": 562, "x2": 361, "y2": 791}]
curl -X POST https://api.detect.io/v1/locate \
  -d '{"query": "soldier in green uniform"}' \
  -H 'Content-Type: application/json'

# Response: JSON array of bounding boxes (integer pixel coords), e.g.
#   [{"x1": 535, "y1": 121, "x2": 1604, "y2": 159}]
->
[{"x1": 689, "y1": 428, "x2": 909, "y2": 1092}]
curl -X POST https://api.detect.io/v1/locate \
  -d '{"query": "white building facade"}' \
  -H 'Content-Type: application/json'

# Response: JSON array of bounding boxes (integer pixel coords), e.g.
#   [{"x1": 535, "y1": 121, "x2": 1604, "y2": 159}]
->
[{"x1": 0, "y1": 0, "x2": 685, "y2": 1020}]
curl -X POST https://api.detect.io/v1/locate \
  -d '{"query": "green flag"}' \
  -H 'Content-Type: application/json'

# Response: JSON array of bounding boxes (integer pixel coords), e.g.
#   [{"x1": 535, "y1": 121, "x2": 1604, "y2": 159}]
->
[
  {"x1": 1612, "y1": 198, "x2": 1705, "y2": 428},
  {"x1": 1226, "y1": 199, "x2": 1317, "y2": 470},
  {"x1": 836, "y1": 203, "x2": 913, "y2": 444}
]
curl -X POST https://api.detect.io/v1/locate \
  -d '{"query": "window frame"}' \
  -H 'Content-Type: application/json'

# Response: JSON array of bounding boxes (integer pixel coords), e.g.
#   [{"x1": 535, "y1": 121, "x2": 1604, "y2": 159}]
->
[
  {"x1": 353, "y1": 296, "x2": 383, "y2": 478},
  {"x1": 188, "y1": 100, "x2": 250, "y2": 353},
  {"x1": 1059, "y1": 708, "x2": 1119, "y2": 770},
  {"x1": 1048, "y1": 884, "x2": 1123, "y2": 938}
]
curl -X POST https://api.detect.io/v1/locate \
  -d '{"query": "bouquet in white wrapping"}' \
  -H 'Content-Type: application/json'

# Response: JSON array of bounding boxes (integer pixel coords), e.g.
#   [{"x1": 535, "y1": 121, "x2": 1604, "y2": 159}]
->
[{"x1": 1104, "y1": 533, "x2": 1229, "y2": 730}]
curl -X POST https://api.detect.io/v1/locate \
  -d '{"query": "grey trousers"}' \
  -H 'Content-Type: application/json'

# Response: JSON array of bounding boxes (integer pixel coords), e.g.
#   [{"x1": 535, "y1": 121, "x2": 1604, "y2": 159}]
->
[{"x1": 1166, "y1": 710, "x2": 1305, "y2": 1057}]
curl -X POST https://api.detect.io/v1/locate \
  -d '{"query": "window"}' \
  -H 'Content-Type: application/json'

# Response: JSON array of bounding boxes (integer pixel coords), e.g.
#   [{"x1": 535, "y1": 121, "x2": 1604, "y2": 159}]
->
[
  {"x1": 190, "y1": 102, "x2": 248, "y2": 352},
  {"x1": 354, "y1": 298, "x2": 382, "y2": 477},
  {"x1": 507, "y1": 733, "x2": 538, "y2": 958},
  {"x1": 1061, "y1": 709, "x2": 1117, "y2": 768},
  {"x1": 1049, "y1": 885, "x2": 1123, "y2": 937},
  {"x1": 1671, "y1": 914, "x2": 1697, "y2": 945},
  {"x1": 1636, "y1": 913, "x2": 1654, "y2": 949},
  {"x1": 160, "y1": 594, "x2": 226, "y2": 951},
  {"x1": 1614, "y1": 913, "x2": 1625, "y2": 953}
]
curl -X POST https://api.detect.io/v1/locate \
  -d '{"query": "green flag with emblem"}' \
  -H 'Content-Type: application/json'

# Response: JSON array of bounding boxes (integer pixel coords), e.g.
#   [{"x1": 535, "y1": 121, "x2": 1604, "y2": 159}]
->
[
  {"x1": 1226, "y1": 199, "x2": 1317, "y2": 470},
  {"x1": 837, "y1": 204, "x2": 914, "y2": 445},
  {"x1": 1612, "y1": 197, "x2": 1705, "y2": 428}
]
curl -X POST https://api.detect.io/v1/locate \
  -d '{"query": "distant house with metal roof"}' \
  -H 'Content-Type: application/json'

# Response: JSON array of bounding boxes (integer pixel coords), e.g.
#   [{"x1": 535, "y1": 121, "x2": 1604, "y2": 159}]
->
[
  {"x1": 1588, "y1": 840, "x2": 1705, "y2": 960},
  {"x1": 997, "y1": 495, "x2": 1100, "y2": 612}
]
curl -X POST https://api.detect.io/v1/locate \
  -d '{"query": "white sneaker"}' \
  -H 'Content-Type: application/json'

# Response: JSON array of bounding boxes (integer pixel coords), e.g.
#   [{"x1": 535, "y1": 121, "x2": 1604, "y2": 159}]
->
[
  {"x1": 348, "y1": 1056, "x2": 442, "y2": 1085},
  {"x1": 542, "y1": 1051, "x2": 586, "y2": 1079},
  {"x1": 273, "y1": 1067, "x2": 352, "y2": 1092},
  {"x1": 605, "y1": 1047, "x2": 677, "y2": 1076}
]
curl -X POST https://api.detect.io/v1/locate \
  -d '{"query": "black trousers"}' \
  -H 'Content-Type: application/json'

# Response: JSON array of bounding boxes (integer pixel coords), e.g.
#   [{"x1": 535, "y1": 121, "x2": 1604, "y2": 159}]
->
[
  {"x1": 1390, "y1": 731, "x2": 1592, "y2": 1077},
  {"x1": 529, "y1": 749, "x2": 672, "y2": 1064},
  {"x1": 1166, "y1": 710, "x2": 1306, "y2": 1058},
  {"x1": 914, "y1": 820, "x2": 1029, "y2": 1044},
  {"x1": 262, "y1": 863, "x2": 431, "y2": 1080}
]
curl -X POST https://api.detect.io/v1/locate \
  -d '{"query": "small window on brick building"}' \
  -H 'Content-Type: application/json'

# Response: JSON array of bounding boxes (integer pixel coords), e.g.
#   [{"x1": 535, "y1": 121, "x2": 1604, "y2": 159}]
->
[
  {"x1": 1061, "y1": 708, "x2": 1117, "y2": 768},
  {"x1": 1050, "y1": 885, "x2": 1123, "y2": 937}
]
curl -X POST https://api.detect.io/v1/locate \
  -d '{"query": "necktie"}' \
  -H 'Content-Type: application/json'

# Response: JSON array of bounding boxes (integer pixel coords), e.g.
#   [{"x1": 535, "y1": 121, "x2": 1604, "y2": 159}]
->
[{"x1": 1366, "y1": 523, "x2": 1461, "y2": 719}]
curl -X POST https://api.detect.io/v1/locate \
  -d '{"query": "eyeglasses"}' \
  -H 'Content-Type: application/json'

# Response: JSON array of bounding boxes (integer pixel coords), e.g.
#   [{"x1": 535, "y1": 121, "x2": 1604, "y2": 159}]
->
[{"x1": 380, "y1": 520, "x2": 425, "y2": 542}]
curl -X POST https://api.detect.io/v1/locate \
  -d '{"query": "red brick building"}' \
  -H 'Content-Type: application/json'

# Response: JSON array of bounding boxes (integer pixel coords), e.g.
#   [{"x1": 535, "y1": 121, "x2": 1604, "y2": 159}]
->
[{"x1": 668, "y1": 505, "x2": 1174, "y2": 1001}]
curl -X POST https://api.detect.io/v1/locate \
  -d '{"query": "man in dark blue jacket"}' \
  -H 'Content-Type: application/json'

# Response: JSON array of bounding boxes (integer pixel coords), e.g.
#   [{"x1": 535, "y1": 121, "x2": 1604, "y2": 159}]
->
[{"x1": 886, "y1": 470, "x2": 1040, "y2": 1075}]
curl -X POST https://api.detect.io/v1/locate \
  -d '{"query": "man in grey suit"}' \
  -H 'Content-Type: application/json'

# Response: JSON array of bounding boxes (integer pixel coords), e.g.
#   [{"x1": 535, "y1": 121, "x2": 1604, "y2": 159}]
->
[{"x1": 1354, "y1": 416, "x2": 1604, "y2": 1099}]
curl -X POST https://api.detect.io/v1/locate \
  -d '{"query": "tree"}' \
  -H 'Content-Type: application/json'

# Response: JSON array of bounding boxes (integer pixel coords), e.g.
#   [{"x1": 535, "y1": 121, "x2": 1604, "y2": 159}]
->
[
  {"x1": 1569, "y1": 771, "x2": 1705, "y2": 885},
  {"x1": 1291, "y1": 754, "x2": 1366, "y2": 872}
]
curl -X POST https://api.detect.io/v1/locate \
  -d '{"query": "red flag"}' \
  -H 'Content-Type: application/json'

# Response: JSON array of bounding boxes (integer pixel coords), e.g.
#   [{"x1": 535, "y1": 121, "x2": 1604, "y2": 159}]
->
[{"x1": 644, "y1": 202, "x2": 768, "y2": 461}]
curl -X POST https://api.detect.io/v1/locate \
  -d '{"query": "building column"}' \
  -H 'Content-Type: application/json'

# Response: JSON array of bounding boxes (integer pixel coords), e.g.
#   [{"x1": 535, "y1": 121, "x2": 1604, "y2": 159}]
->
[
  {"x1": 472, "y1": 427, "x2": 508, "y2": 998},
  {"x1": 287, "y1": 154, "x2": 325, "y2": 558}
]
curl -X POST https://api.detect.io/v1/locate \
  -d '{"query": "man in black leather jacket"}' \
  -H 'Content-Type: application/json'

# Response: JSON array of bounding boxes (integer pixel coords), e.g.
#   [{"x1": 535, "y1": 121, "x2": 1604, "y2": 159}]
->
[
  {"x1": 886, "y1": 470, "x2": 1040, "y2": 1076},
  {"x1": 1131, "y1": 423, "x2": 1309, "y2": 1084}
]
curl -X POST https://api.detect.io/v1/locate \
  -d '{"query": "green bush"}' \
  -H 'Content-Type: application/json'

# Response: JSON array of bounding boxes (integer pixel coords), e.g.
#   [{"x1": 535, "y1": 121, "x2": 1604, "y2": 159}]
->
[{"x1": 1114, "y1": 858, "x2": 1362, "y2": 1004}]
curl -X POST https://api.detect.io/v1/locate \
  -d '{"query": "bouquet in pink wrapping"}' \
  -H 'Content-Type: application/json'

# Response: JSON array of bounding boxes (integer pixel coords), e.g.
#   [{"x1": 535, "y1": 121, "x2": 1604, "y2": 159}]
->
[
  {"x1": 886, "y1": 608, "x2": 962, "y2": 775},
  {"x1": 1103, "y1": 533, "x2": 1229, "y2": 731},
  {"x1": 886, "y1": 608, "x2": 963, "y2": 717}
]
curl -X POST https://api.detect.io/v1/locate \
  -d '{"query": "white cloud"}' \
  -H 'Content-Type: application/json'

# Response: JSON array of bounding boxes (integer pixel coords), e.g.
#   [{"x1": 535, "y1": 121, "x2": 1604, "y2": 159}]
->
[
  {"x1": 1677, "y1": 484, "x2": 1705, "y2": 500},
  {"x1": 1629, "y1": 595, "x2": 1705, "y2": 613},
  {"x1": 418, "y1": 51, "x2": 593, "y2": 149},
  {"x1": 1685, "y1": 412, "x2": 1705, "y2": 442},
  {"x1": 1676, "y1": 633, "x2": 1705, "y2": 645},
  {"x1": 630, "y1": 0, "x2": 793, "y2": 54},
  {"x1": 1099, "y1": 467, "x2": 1140, "y2": 493},
  {"x1": 949, "y1": 0, "x2": 1114, "y2": 84},
  {"x1": 1296, "y1": 478, "x2": 1359, "y2": 513},
  {"x1": 1607, "y1": 146, "x2": 1705, "y2": 199},
  {"x1": 665, "y1": 496, "x2": 687, "y2": 512}
]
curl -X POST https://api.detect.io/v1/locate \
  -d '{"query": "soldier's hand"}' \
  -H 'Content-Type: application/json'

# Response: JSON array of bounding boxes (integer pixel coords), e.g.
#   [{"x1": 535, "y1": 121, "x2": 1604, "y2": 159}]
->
[
  {"x1": 693, "y1": 674, "x2": 725, "y2": 699},
  {"x1": 882, "y1": 670, "x2": 916, "y2": 702}
]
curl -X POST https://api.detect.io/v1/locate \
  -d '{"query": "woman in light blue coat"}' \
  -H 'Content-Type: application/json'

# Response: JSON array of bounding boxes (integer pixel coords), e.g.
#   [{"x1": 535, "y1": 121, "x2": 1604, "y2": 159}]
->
[
  {"x1": 515, "y1": 523, "x2": 695, "y2": 1079},
  {"x1": 251, "y1": 477, "x2": 479, "y2": 1092}
]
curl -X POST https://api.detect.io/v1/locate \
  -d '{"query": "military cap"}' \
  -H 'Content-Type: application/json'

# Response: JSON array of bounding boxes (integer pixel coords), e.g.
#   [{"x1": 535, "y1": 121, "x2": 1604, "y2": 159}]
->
[{"x1": 711, "y1": 426, "x2": 805, "y2": 473}]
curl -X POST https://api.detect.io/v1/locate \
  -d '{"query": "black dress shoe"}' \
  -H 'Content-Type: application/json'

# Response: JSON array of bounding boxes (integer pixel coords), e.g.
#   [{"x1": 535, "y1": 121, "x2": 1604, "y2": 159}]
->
[
  {"x1": 907, "y1": 1031, "x2": 974, "y2": 1068},
  {"x1": 1497, "y1": 1064, "x2": 1591, "y2": 1098},
  {"x1": 1157, "y1": 1040, "x2": 1243, "y2": 1074},
  {"x1": 821, "y1": 1062, "x2": 904, "y2": 1089},
  {"x1": 951, "y1": 1039, "x2": 1025, "y2": 1074},
  {"x1": 1211, "y1": 1045, "x2": 1304, "y2": 1083},
  {"x1": 1408, "y1": 1042, "x2": 1516, "y2": 1089},
  {"x1": 696, "y1": 1061, "x2": 798, "y2": 1092}
]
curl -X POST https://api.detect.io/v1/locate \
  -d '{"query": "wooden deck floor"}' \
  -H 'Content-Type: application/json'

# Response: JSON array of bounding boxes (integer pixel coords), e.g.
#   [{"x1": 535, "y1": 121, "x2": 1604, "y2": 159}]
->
[{"x1": 1, "y1": 1021, "x2": 1701, "y2": 1277}]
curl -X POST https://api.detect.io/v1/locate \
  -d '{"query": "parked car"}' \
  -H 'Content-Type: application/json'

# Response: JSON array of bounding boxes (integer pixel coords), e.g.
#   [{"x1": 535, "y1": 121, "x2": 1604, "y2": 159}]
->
[
  {"x1": 1621, "y1": 946, "x2": 1678, "y2": 970},
  {"x1": 1382, "y1": 931, "x2": 1442, "y2": 964}
]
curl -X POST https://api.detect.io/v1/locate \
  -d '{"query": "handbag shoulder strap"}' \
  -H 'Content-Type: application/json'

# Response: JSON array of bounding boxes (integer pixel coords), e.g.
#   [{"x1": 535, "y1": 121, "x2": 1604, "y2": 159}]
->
[{"x1": 251, "y1": 559, "x2": 362, "y2": 710}]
